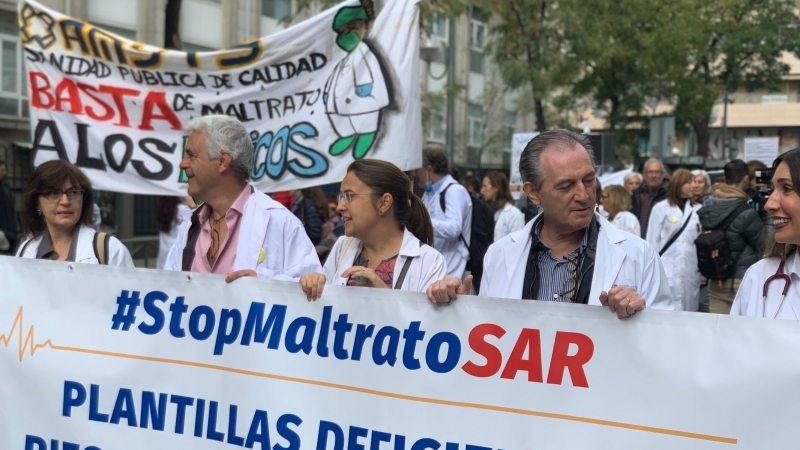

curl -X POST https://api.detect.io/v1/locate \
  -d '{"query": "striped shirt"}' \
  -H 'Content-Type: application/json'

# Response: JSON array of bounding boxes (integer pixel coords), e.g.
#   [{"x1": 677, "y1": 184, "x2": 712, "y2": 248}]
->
[{"x1": 533, "y1": 220, "x2": 588, "y2": 302}]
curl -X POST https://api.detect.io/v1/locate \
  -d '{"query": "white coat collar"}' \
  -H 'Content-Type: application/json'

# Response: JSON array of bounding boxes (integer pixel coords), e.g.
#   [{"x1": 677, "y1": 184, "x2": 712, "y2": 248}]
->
[
  {"x1": 501, "y1": 212, "x2": 630, "y2": 300},
  {"x1": 398, "y1": 226, "x2": 423, "y2": 257}
]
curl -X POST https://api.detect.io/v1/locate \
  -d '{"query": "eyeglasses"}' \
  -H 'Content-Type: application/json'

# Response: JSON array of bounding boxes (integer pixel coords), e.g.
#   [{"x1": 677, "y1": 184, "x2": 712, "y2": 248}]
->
[
  {"x1": 337, "y1": 192, "x2": 379, "y2": 203},
  {"x1": 42, "y1": 188, "x2": 84, "y2": 202},
  {"x1": 561, "y1": 249, "x2": 584, "y2": 302}
]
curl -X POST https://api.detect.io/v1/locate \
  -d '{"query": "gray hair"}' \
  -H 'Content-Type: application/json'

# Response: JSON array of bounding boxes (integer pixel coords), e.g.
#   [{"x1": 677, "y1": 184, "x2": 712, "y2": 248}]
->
[
  {"x1": 187, "y1": 115, "x2": 253, "y2": 181},
  {"x1": 691, "y1": 169, "x2": 711, "y2": 193},
  {"x1": 623, "y1": 172, "x2": 643, "y2": 184},
  {"x1": 643, "y1": 157, "x2": 667, "y2": 175},
  {"x1": 519, "y1": 129, "x2": 595, "y2": 190}
]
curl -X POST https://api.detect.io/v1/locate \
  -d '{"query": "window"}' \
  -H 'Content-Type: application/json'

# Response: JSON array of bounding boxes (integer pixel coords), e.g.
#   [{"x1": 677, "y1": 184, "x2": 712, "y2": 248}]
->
[
  {"x1": 263, "y1": 0, "x2": 292, "y2": 21},
  {"x1": 0, "y1": 10, "x2": 27, "y2": 118},
  {"x1": 427, "y1": 101, "x2": 445, "y2": 143},
  {"x1": 432, "y1": 16, "x2": 448, "y2": 65},
  {"x1": 467, "y1": 103, "x2": 483, "y2": 147},
  {"x1": 469, "y1": 50, "x2": 484, "y2": 73},
  {"x1": 469, "y1": 7, "x2": 487, "y2": 73},
  {"x1": 503, "y1": 111, "x2": 517, "y2": 139}
]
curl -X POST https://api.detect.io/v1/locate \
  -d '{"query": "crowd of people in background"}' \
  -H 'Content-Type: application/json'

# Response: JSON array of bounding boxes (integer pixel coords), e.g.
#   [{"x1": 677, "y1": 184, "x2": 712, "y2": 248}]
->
[{"x1": 0, "y1": 114, "x2": 790, "y2": 321}]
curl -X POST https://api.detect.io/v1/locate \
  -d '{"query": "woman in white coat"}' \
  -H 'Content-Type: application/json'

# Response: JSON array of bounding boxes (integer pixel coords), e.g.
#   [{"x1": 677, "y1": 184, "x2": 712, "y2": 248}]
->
[
  {"x1": 733, "y1": 148, "x2": 800, "y2": 319},
  {"x1": 601, "y1": 185, "x2": 640, "y2": 236},
  {"x1": 646, "y1": 169, "x2": 702, "y2": 312},
  {"x1": 16, "y1": 160, "x2": 133, "y2": 266},
  {"x1": 481, "y1": 171, "x2": 525, "y2": 241},
  {"x1": 300, "y1": 160, "x2": 447, "y2": 300}
]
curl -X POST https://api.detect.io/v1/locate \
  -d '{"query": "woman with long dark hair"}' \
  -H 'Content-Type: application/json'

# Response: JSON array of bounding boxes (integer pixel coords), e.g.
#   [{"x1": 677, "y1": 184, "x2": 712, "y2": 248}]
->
[
  {"x1": 733, "y1": 149, "x2": 800, "y2": 318},
  {"x1": 646, "y1": 168, "x2": 702, "y2": 311},
  {"x1": 481, "y1": 170, "x2": 524, "y2": 242},
  {"x1": 300, "y1": 160, "x2": 447, "y2": 300},
  {"x1": 156, "y1": 196, "x2": 195, "y2": 269}
]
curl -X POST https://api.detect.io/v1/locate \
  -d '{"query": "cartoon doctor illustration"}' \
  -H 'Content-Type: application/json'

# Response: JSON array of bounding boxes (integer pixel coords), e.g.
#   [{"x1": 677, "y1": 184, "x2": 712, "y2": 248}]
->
[{"x1": 323, "y1": 1, "x2": 390, "y2": 160}]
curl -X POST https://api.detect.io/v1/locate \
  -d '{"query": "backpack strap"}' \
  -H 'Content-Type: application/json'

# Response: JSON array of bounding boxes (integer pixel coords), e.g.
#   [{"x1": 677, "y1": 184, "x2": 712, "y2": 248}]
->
[
  {"x1": 17, "y1": 237, "x2": 35, "y2": 257},
  {"x1": 438, "y1": 183, "x2": 457, "y2": 213},
  {"x1": 182, "y1": 205, "x2": 206, "y2": 271},
  {"x1": 720, "y1": 203, "x2": 750, "y2": 232},
  {"x1": 393, "y1": 241, "x2": 423, "y2": 290},
  {"x1": 93, "y1": 232, "x2": 110, "y2": 265},
  {"x1": 336, "y1": 237, "x2": 355, "y2": 271},
  {"x1": 659, "y1": 201, "x2": 695, "y2": 257}
]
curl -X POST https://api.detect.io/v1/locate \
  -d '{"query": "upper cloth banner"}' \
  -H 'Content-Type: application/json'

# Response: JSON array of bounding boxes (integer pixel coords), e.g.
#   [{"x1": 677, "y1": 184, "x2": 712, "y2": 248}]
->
[
  {"x1": 20, "y1": 0, "x2": 422, "y2": 195},
  {"x1": 3, "y1": 258, "x2": 800, "y2": 449}
]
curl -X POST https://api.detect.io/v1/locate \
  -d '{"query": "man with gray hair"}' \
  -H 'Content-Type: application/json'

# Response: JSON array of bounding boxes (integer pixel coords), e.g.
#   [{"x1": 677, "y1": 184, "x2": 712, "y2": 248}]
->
[
  {"x1": 164, "y1": 115, "x2": 322, "y2": 281},
  {"x1": 427, "y1": 130, "x2": 678, "y2": 318},
  {"x1": 631, "y1": 158, "x2": 668, "y2": 238}
]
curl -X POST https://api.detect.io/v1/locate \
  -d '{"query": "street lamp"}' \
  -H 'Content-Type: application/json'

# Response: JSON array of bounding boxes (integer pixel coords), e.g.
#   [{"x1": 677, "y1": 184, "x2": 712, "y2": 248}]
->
[{"x1": 419, "y1": 26, "x2": 455, "y2": 162}]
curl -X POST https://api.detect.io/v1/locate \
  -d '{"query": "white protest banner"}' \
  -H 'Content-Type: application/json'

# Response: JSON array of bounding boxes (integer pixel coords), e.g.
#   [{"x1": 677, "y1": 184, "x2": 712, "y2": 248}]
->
[
  {"x1": 509, "y1": 133, "x2": 537, "y2": 186},
  {"x1": 21, "y1": 0, "x2": 421, "y2": 195},
  {"x1": 3, "y1": 261, "x2": 800, "y2": 448},
  {"x1": 744, "y1": 137, "x2": 780, "y2": 167}
]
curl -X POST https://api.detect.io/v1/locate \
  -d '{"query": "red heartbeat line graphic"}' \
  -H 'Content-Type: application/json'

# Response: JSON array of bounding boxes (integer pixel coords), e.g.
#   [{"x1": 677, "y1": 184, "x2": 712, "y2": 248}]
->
[{"x1": 0, "y1": 307, "x2": 54, "y2": 361}]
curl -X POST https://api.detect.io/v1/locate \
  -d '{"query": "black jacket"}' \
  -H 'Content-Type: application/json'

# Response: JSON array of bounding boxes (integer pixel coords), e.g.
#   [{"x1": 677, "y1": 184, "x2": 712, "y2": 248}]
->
[
  {"x1": 521, "y1": 217, "x2": 598, "y2": 304},
  {"x1": 630, "y1": 182, "x2": 668, "y2": 219},
  {"x1": 0, "y1": 180, "x2": 18, "y2": 250},
  {"x1": 697, "y1": 196, "x2": 767, "y2": 279},
  {"x1": 292, "y1": 196, "x2": 323, "y2": 246}
]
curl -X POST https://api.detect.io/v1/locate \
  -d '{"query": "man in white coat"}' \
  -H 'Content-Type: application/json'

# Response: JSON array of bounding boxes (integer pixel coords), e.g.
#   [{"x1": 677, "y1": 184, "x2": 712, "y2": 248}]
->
[
  {"x1": 164, "y1": 115, "x2": 322, "y2": 281},
  {"x1": 413, "y1": 144, "x2": 472, "y2": 280},
  {"x1": 427, "y1": 130, "x2": 678, "y2": 318},
  {"x1": 323, "y1": 3, "x2": 390, "y2": 160}
]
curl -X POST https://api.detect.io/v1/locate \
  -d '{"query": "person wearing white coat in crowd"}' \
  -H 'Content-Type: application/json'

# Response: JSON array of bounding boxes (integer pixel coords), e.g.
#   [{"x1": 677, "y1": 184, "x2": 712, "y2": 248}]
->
[
  {"x1": 16, "y1": 160, "x2": 133, "y2": 267},
  {"x1": 600, "y1": 185, "x2": 641, "y2": 236},
  {"x1": 156, "y1": 196, "x2": 195, "y2": 270},
  {"x1": 733, "y1": 148, "x2": 800, "y2": 319},
  {"x1": 481, "y1": 170, "x2": 525, "y2": 241},
  {"x1": 413, "y1": 144, "x2": 472, "y2": 280},
  {"x1": 164, "y1": 115, "x2": 321, "y2": 282},
  {"x1": 646, "y1": 169, "x2": 702, "y2": 312},
  {"x1": 427, "y1": 129, "x2": 678, "y2": 317},
  {"x1": 300, "y1": 160, "x2": 447, "y2": 300}
]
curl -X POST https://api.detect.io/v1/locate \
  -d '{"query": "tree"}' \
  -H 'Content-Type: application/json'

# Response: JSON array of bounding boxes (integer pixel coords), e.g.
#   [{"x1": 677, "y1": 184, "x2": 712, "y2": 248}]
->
[
  {"x1": 673, "y1": 0, "x2": 800, "y2": 157},
  {"x1": 558, "y1": 0, "x2": 687, "y2": 132},
  {"x1": 478, "y1": 0, "x2": 564, "y2": 132}
]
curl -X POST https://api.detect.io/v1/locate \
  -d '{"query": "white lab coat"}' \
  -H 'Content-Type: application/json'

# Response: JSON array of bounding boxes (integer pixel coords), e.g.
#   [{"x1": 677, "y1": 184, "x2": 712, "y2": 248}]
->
[
  {"x1": 322, "y1": 227, "x2": 448, "y2": 292},
  {"x1": 17, "y1": 224, "x2": 134, "y2": 267},
  {"x1": 422, "y1": 174, "x2": 472, "y2": 279},
  {"x1": 610, "y1": 211, "x2": 641, "y2": 237},
  {"x1": 324, "y1": 41, "x2": 389, "y2": 135},
  {"x1": 494, "y1": 202, "x2": 525, "y2": 242},
  {"x1": 157, "y1": 203, "x2": 191, "y2": 270},
  {"x1": 480, "y1": 212, "x2": 678, "y2": 310},
  {"x1": 732, "y1": 252, "x2": 800, "y2": 319},
  {"x1": 164, "y1": 186, "x2": 322, "y2": 281},
  {"x1": 646, "y1": 200, "x2": 702, "y2": 312}
]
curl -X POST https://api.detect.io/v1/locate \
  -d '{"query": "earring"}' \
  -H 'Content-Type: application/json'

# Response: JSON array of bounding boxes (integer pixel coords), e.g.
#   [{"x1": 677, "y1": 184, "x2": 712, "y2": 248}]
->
[{"x1": 37, "y1": 209, "x2": 42, "y2": 216}]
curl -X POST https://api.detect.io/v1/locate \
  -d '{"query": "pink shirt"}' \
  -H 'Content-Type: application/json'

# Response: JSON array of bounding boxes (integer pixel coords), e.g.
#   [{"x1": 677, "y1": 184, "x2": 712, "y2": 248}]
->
[{"x1": 191, "y1": 185, "x2": 253, "y2": 274}]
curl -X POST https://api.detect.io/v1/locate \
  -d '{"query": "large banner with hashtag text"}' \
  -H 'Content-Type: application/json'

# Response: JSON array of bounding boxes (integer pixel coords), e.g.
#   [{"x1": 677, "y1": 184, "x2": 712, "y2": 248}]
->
[
  {"x1": 2, "y1": 257, "x2": 800, "y2": 449},
  {"x1": 21, "y1": 0, "x2": 421, "y2": 195}
]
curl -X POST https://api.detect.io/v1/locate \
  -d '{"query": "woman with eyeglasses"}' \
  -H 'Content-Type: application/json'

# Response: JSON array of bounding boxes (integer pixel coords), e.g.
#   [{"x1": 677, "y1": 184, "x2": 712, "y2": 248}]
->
[
  {"x1": 645, "y1": 168, "x2": 701, "y2": 311},
  {"x1": 16, "y1": 160, "x2": 133, "y2": 266},
  {"x1": 299, "y1": 160, "x2": 447, "y2": 300}
]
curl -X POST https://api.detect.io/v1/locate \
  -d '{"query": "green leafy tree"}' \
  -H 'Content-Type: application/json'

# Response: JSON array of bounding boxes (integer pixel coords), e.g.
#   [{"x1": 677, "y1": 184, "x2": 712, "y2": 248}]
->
[
  {"x1": 674, "y1": 0, "x2": 800, "y2": 157},
  {"x1": 478, "y1": 0, "x2": 565, "y2": 132}
]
